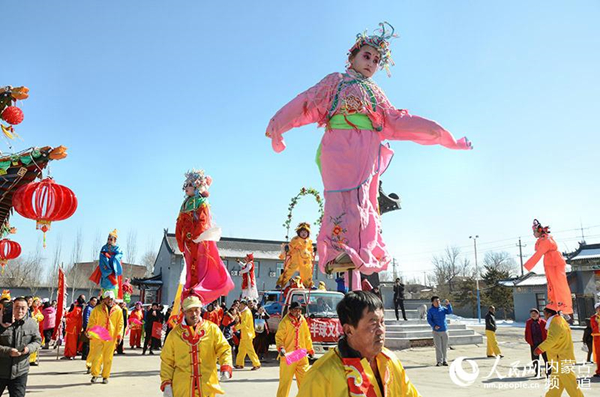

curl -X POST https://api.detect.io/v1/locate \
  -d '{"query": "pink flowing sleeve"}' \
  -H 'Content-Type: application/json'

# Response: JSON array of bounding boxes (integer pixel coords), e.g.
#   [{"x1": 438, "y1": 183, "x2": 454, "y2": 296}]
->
[
  {"x1": 266, "y1": 73, "x2": 340, "y2": 153},
  {"x1": 524, "y1": 238, "x2": 551, "y2": 272},
  {"x1": 380, "y1": 108, "x2": 472, "y2": 150}
]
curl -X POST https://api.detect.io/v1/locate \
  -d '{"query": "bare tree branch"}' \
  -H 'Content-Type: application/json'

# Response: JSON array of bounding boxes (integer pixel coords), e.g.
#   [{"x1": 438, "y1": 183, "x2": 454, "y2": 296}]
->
[
  {"x1": 483, "y1": 251, "x2": 519, "y2": 277},
  {"x1": 126, "y1": 230, "x2": 138, "y2": 264}
]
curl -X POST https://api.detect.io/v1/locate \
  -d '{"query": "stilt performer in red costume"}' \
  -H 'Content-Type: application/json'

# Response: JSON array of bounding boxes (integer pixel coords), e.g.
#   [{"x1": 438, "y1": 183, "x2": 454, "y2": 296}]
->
[
  {"x1": 175, "y1": 169, "x2": 234, "y2": 303},
  {"x1": 238, "y1": 254, "x2": 259, "y2": 300}
]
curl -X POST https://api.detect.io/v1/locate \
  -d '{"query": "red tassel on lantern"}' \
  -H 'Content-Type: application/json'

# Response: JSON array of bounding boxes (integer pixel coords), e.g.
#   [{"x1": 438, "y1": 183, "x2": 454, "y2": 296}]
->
[
  {"x1": 13, "y1": 178, "x2": 78, "y2": 248},
  {"x1": 1, "y1": 106, "x2": 24, "y2": 125},
  {"x1": 0, "y1": 239, "x2": 21, "y2": 274}
]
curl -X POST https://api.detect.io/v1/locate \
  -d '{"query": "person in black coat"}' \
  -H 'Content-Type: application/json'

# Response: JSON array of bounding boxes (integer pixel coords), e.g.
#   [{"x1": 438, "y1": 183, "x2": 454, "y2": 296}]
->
[
  {"x1": 583, "y1": 318, "x2": 593, "y2": 363},
  {"x1": 142, "y1": 303, "x2": 162, "y2": 355},
  {"x1": 116, "y1": 301, "x2": 128, "y2": 355},
  {"x1": 393, "y1": 278, "x2": 407, "y2": 321}
]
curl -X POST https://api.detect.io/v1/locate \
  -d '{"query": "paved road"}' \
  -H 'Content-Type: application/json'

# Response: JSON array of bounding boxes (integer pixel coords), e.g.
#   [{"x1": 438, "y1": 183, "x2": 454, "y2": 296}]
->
[{"x1": 25, "y1": 325, "x2": 597, "y2": 396}]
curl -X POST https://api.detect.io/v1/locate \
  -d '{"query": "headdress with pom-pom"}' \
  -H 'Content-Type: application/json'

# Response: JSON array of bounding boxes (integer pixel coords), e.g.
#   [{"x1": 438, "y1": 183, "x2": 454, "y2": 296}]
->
[
  {"x1": 532, "y1": 219, "x2": 550, "y2": 234},
  {"x1": 348, "y1": 21, "x2": 399, "y2": 77},
  {"x1": 183, "y1": 169, "x2": 212, "y2": 197}
]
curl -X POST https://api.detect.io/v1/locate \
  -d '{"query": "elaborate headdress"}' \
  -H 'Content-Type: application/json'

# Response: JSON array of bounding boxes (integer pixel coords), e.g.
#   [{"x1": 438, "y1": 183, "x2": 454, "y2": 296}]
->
[
  {"x1": 348, "y1": 21, "x2": 398, "y2": 76},
  {"x1": 183, "y1": 168, "x2": 212, "y2": 197},
  {"x1": 245, "y1": 253, "x2": 254, "y2": 262},
  {"x1": 0, "y1": 289, "x2": 10, "y2": 300},
  {"x1": 532, "y1": 219, "x2": 550, "y2": 234},
  {"x1": 296, "y1": 222, "x2": 311, "y2": 234},
  {"x1": 108, "y1": 229, "x2": 118, "y2": 239}
]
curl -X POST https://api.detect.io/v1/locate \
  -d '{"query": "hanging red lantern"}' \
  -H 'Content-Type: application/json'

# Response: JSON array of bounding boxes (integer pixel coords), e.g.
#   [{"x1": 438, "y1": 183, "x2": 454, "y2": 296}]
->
[
  {"x1": 0, "y1": 239, "x2": 21, "y2": 274},
  {"x1": 1, "y1": 106, "x2": 24, "y2": 125},
  {"x1": 13, "y1": 178, "x2": 78, "y2": 247}
]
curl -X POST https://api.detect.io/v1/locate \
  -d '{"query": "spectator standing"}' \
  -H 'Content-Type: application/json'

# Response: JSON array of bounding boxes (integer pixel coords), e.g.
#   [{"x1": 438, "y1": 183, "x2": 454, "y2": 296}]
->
[
  {"x1": 41, "y1": 302, "x2": 56, "y2": 349},
  {"x1": 393, "y1": 278, "x2": 407, "y2": 321},
  {"x1": 0, "y1": 297, "x2": 42, "y2": 397},
  {"x1": 427, "y1": 296, "x2": 453, "y2": 366},
  {"x1": 485, "y1": 306, "x2": 502, "y2": 358},
  {"x1": 525, "y1": 308, "x2": 549, "y2": 377}
]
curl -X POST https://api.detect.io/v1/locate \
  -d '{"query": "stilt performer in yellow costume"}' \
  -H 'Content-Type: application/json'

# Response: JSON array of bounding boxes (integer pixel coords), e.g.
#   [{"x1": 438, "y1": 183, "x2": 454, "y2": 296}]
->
[{"x1": 277, "y1": 223, "x2": 315, "y2": 289}]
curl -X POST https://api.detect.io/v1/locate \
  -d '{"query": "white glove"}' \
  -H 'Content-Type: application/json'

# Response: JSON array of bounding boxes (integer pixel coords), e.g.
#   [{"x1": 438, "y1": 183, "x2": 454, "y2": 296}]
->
[{"x1": 163, "y1": 384, "x2": 174, "y2": 397}]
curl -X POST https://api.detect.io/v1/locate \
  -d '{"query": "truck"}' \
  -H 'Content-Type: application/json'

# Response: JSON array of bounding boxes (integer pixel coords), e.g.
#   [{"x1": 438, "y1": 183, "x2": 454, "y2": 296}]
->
[{"x1": 266, "y1": 288, "x2": 344, "y2": 355}]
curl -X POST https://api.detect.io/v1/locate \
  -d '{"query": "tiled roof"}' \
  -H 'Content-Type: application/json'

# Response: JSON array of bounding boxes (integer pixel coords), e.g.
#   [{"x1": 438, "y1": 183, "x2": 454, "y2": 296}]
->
[{"x1": 165, "y1": 234, "x2": 286, "y2": 260}]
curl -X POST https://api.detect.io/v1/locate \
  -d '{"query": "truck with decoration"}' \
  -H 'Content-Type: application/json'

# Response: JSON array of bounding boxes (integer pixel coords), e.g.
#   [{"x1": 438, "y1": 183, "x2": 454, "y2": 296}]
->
[{"x1": 265, "y1": 288, "x2": 344, "y2": 355}]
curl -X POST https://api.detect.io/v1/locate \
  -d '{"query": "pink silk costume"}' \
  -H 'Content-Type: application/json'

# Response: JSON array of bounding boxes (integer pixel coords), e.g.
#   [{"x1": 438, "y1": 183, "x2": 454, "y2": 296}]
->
[
  {"x1": 267, "y1": 69, "x2": 472, "y2": 290},
  {"x1": 523, "y1": 235, "x2": 573, "y2": 314}
]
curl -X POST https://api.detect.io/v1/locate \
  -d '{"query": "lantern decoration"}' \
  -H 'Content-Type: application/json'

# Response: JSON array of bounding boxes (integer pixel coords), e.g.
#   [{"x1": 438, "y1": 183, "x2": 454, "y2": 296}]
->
[
  {"x1": 0, "y1": 239, "x2": 21, "y2": 274},
  {"x1": 1, "y1": 106, "x2": 24, "y2": 125},
  {"x1": 13, "y1": 178, "x2": 78, "y2": 248},
  {"x1": 1, "y1": 85, "x2": 29, "y2": 140}
]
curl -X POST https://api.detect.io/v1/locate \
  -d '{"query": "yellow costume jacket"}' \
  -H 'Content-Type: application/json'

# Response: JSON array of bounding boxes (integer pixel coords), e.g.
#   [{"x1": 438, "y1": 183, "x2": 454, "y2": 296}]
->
[
  {"x1": 281, "y1": 236, "x2": 314, "y2": 267},
  {"x1": 538, "y1": 315, "x2": 576, "y2": 363},
  {"x1": 160, "y1": 319, "x2": 232, "y2": 397},
  {"x1": 239, "y1": 307, "x2": 255, "y2": 340},
  {"x1": 87, "y1": 304, "x2": 124, "y2": 340},
  {"x1": 275, "y1": 313, "x2": 314, "y2": 355},
  {"x1": 297, "y1": 345, "x2": 421, "y2": 397}
]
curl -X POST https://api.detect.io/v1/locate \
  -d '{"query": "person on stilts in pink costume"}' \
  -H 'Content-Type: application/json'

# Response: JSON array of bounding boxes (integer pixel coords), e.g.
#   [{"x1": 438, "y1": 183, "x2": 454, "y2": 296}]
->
[{"x1": 266, "y1": 22, "x2": 473, "y2": 290}]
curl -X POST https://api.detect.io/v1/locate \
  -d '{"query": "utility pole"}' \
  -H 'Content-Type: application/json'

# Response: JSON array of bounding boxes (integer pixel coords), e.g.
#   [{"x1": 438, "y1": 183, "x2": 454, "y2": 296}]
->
[
  {"x1": 517, "y1": 238, "x2": 526, "y2": 277},
  {"x1": 470, "y1": 235, "x2": 481, "y2": 323}
]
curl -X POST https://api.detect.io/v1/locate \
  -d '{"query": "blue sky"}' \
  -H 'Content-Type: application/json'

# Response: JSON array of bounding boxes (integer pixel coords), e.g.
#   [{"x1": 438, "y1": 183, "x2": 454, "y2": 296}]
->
[{"x1": 3, "y1": 1, "x2": 600, "y2": 282}]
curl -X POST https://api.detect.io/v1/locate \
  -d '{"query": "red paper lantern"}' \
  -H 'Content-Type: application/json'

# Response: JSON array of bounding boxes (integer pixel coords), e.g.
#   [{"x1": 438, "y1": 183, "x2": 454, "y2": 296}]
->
[
  {"x1": 0, "y1": 239, "x2": 21, "y2": 273},
  {"x1": 1, "y1": 106, "x2": 24, "y2": 125},
  {"x1": 13, "y1": 178, "x2": 78, "y2": 247}
]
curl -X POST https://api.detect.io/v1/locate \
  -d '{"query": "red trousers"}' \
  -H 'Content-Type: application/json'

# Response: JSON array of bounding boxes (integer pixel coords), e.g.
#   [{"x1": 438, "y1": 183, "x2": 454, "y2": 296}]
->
[{"x1": 130, "y1": 328, "x2": 142, "y2": 348}]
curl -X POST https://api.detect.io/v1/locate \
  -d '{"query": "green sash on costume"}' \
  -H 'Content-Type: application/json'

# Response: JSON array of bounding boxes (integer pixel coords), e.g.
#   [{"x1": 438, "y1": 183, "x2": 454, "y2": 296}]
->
[{"x1": 316, "y1": 114, "x2": 374, "y2": 173}]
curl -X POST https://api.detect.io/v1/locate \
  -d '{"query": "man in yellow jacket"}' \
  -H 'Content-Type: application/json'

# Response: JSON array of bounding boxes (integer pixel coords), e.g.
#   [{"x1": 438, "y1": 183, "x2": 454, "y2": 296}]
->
[
  {"x1": 276, "y1": 301, "x2": 314, "y2": 397},
  {"x1": 298, "y1": 291, "x2": 421, "y2": 397},
  {"x1": 87, "y1": 290, "x2": 124, "y2": 384},
  {"x1": 234, "y1": 300, "x2": 261, "y2": 370},
  {"x1": 535, "y1": 307, "x2": 584, "y2": 397},
  {"x1": 160, "y1": 295, "x2": 232, "y2": 397}
]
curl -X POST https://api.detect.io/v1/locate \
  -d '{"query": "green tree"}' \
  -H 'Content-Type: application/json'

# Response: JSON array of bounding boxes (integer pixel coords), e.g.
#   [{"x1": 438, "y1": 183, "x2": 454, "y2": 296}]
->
[
  {"x1": 452, "y1": 277, "x2": 479, "y2": 317},
  {"x1": 481, "y1": 264, "x2": 514, "y2": 320}
]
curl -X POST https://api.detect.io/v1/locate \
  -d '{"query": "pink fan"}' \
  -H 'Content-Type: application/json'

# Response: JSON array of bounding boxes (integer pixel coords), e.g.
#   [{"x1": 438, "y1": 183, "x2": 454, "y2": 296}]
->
[
  {"x1": 88, "y1": 325, "x2": 112, "y2": 341},
  {"x1": 129, "y1": 318, "x2": 143, "y2": 325},
  {"x1": 285, "y1": 348, "x2": 307, "y2": 365}
]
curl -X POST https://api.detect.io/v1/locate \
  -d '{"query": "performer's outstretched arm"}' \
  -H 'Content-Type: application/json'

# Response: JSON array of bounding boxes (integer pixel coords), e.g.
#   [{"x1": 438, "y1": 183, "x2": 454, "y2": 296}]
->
[
  {"x1": 266, "y1": 73, "x2": 340, "y2": 153},
  {"x1": 524, "y1": 239, "x2": 550, "y2": 272},
  {"x1": 381, "y1": 108, "x2": 472, "y2": 150}
]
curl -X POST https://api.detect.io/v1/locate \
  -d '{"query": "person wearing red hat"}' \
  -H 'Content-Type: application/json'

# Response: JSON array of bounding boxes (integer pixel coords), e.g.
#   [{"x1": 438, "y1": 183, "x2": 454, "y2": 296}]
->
[{"x1": 238, "y1": 254, "x2": 258, "y2": 301}]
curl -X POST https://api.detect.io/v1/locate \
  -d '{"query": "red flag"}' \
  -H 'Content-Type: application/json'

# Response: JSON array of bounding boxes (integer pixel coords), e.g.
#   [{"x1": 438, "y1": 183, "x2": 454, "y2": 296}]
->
[
  {"x1": 117, "y1": 275, "x2": 123, "y2": 299},
  {"x1": 52, "y1": 268, "x2": 65, "y2": 340}
]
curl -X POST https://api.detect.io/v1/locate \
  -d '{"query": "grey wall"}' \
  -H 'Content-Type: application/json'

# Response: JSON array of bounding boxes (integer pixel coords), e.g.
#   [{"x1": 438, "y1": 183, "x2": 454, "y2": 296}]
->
[{"x1": 153, "y1": 239, "x2": 183, "y2": 306}]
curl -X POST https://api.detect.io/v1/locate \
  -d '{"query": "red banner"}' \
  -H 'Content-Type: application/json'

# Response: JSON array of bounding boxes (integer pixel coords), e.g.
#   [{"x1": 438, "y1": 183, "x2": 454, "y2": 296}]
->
[
  {"x1": 307, "y1": 318, "x2": 342, "y2": 343},
  {"x1": 52, "y1": 268, "x2": 65, "y2": 340}
]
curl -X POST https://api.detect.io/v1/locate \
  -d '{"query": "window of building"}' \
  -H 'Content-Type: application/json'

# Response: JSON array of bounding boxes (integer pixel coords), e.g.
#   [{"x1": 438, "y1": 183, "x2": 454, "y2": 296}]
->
[
  {"x1": 254, "y1": 261, "x2": 260, "y2": 277},
  {"x1": 536, "y1": 293, "x2": 546, "y2": 311},
  {"x1": 276, "y1": 262, "x2": 284, "y2": 276}
]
